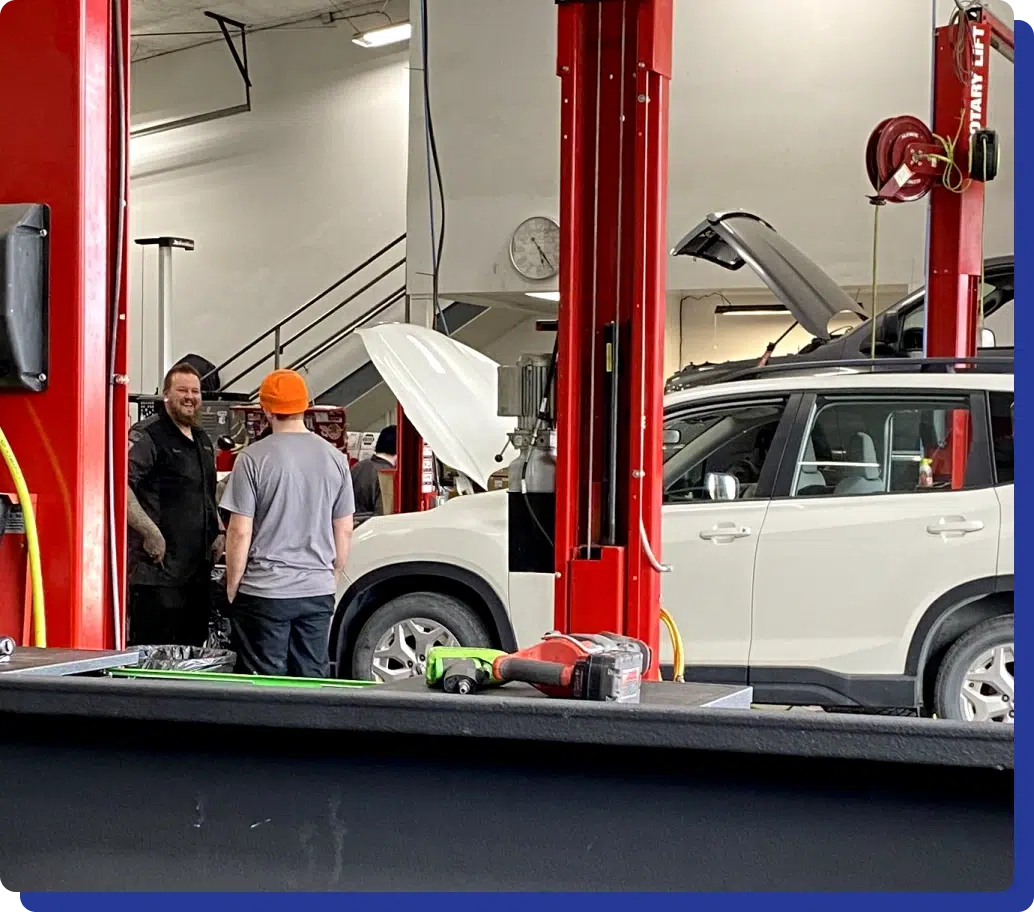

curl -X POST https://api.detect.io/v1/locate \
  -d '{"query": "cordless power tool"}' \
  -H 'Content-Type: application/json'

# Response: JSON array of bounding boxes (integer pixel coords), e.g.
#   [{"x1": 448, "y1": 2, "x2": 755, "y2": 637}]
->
[{"x1": 426, "y1": 632, "x2": 650, "y2": 703}]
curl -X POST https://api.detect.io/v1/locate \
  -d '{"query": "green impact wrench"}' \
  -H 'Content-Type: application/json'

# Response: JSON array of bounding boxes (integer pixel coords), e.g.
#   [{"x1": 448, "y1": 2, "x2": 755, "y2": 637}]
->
[{"x1": 425, "y1": 646, "x2": 506, "y2": 695}]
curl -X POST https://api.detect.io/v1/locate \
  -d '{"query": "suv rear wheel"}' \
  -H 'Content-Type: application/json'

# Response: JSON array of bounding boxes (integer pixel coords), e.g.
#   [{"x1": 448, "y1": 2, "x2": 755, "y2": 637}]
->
[
  {"x1": 351, "y1": 592, "x2": 492, "y2": 683},
  {"x1": 933, "y1": 615, "x2": 1014, "y2": 723}
]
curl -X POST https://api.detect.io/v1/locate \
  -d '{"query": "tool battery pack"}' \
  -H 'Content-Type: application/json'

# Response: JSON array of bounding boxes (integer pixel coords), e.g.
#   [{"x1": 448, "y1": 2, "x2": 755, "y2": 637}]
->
[{"x1": 570, "y1": 648, "x2": 644, "y2": 703}]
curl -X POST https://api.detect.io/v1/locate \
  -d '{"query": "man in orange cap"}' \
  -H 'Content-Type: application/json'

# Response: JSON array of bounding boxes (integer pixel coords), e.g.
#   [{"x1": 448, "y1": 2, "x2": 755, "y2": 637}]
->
[{"x1": 219, "y1": 369, "x2": 355, "y2": 677}]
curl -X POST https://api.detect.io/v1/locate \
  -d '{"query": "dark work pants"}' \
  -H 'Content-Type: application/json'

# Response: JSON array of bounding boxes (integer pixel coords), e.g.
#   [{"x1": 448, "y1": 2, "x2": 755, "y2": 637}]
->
[
  {"x1": 229, "y1": 593, "x2": 334, "y2": 678},
  {"x1": 128, "y1": 579, "x2": 211, "y2": 647}
]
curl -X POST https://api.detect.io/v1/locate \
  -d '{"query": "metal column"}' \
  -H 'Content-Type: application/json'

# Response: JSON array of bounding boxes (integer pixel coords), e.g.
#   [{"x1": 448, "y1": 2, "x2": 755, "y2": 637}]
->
[
  {"x1": 392, "y1": 295, "x2": 439, "y2": 514},
  {"x1": 925, "y1": 6, "x2": 1013, "y2": 358},
  {"x1": 0, "y1": 0, "x2": 131, "y2": 649},
  {"x1": 553, "y1": 0, "x2": 673, "y2": 676},
  {"x1": 135, "y1": 236, "x2": 195, "y2": 379},
  {"x1": 924, "y1": 7, "x2": 1012, "y2": 488}
]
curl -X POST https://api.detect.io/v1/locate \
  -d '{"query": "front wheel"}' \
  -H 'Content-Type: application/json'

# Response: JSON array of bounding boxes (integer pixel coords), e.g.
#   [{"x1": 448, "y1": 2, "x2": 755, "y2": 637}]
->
[
  {"x1": 350, "y1": 592, "x2": 492, "y2": 683},
  {"x1": 933, "y1": 615, "x2": 1014, "y2": 723}
]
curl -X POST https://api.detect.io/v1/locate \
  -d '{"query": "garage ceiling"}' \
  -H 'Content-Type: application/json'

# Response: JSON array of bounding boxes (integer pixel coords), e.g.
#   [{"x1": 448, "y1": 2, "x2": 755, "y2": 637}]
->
[{"x1": 131, "y1": 0, "x2": 396, "y2": 61}]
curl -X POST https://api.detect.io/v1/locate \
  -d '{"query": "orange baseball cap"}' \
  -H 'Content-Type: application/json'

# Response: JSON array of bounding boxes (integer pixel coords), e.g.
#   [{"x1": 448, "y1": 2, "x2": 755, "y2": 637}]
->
[{"x1": 258, "y1": 369, "x2": 310, "y2": 416}]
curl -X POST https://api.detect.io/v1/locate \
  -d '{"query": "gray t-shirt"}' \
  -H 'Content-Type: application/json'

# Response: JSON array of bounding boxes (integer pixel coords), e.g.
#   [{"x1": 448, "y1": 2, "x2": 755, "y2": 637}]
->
[{"x1": 220, "y1": 432, "x2": 355, "y2": 599}]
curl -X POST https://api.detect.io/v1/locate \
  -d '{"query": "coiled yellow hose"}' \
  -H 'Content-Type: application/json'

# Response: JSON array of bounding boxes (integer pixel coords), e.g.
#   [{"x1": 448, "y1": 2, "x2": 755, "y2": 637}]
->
[
  {"x1": 659, "y1": 607, "x2": 684, "y2": 683},
  {"x1": 0, "y1": 424, "x2": 46, "y2": 647}
]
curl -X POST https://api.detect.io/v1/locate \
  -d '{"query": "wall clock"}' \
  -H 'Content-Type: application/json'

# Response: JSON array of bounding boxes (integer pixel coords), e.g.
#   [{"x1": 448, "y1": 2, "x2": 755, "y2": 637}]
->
[{"x1": 509, "y1": 216, "x2": 560, "y2": 281}]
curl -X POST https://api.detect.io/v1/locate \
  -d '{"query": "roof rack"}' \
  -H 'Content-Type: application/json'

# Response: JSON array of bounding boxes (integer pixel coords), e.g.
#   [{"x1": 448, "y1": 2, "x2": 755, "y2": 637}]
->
[{"x1": 672, "y1": 355, "x2": 1014, "y2": 389}]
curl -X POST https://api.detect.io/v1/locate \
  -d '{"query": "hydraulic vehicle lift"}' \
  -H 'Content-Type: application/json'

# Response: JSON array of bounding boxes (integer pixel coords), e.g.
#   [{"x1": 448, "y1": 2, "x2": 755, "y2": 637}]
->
[
  {"x1": 866, "y1": 3, "x2": 1014, "y2": 489},
  {"x1": 551, "y1": 0, "x2": 671, "y2": 673},
  {"x1": 400, "y1": 0, "x2": 674, "y2": 671},
  {"x1": 867, "y1": 2, "x2": 1014, "y2": 358},
  {"x1": 0, "y1": 0, "x2": 130, "y2": 652},
  {"x1": 0, "y1": 0, "x2": 1014, "y2": 892}
]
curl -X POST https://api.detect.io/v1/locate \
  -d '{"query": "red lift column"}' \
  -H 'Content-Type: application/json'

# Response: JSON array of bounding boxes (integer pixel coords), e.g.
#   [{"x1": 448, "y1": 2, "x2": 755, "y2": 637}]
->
[
  {"x1": 926, "y1": 10, "x2": 993, "y2": 361},
  {"x1": 925, "y1": 9, "x2": 1012, "y2": 487},
  {"x1": 394, "y1": 405, "x2": 436, "y2": 513},
  {"x1": 554, "y1": 0, "x2": 673, "y2": 678},
  {"x1": 0, "y1": 0, "x2": 130, "y2": 648}
]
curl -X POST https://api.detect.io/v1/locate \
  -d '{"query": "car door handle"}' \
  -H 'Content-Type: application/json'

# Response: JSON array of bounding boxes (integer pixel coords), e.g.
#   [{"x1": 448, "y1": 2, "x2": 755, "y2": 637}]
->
[
  {"x1": 699, "y1": 523, "x2": 752, "y2": 542},
  {"x1": 926, "y1": 517, "x2": 985, "y2": 537}
]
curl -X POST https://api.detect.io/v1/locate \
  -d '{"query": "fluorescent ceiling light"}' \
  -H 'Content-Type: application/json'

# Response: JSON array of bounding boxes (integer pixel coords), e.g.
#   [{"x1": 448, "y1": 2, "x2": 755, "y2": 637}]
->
[
  {"x1": 525, "y1": 291, "x2": 560, "y2": 302},
  {"x1": 352, "y1": 22, "x2": 412, "y2": 48},
  {"x1": 714, "y1": 304, "x2": 790, "y2": 317}
]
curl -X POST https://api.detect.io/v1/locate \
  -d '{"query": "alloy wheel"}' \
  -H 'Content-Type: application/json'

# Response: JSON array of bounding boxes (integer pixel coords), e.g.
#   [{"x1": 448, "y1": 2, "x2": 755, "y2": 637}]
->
[
  {"x1": 371, "y1": 617, "x2": 460, "y2": 683},
  {"x1": 959, "y1": 642, "x2": 1014, "y2": 723}
]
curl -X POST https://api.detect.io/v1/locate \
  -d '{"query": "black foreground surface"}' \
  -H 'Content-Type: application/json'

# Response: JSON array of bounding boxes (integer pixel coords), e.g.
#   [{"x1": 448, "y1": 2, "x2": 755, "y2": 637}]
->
[{"x1": 0, "y1": 676, "x2": 1015, "y2": 891}]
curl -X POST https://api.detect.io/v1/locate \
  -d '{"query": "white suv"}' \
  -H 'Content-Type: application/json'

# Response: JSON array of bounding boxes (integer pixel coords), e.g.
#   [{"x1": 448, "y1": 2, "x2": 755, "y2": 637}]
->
[
  {"x1": 334, "y1": 215, "x2": 1013, "y2": 724},
  {"x1": 335, "y1": 328, "x2": 1013, "y2": 724}
]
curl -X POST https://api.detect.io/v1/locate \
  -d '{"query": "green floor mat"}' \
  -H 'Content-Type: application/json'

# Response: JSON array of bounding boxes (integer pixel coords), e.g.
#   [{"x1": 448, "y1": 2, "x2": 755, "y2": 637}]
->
[{"x1": 106, "y1": 667, "x2": 378, "y2": 688}]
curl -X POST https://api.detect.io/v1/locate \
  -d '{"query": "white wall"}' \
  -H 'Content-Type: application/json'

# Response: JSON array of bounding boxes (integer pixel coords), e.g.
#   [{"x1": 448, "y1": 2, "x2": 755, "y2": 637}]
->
[
  {"x1": 129, "y1": 7, "x2": 410, "y2": 396},
  {"x1": 472, "y1": 289, "x2": 900, "y2": 381},
  {"x1": 666, "y1": 285, "x2": 911, "y2": 375},
  {"x1": 482, "y1": 317, "x2": 555, "y2": 363},
  {"x1": 407, "y1": 0, "x2": 1014, "y2": 300}
]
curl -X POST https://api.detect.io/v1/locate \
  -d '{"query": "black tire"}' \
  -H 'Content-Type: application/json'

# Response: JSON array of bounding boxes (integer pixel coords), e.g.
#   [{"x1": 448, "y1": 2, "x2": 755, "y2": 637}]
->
[
  {"x1": 350, "y1": 591, "x2": 492, "y2": 682},
  {"x1": 933, "y1": 615, "x2": 1014, "y2": 723}
]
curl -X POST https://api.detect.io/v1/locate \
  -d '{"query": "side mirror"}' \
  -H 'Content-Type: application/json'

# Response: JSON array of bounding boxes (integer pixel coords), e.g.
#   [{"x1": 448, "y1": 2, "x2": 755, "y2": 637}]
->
[
  {"x1": 876, "y1": 310, "x2": 901, "y2": 347},
  {"x1": 980, "y1": 327, "x2": 997, "y2": 348},
  {"x1": 706, "y1": 472, "x2": 740, "y2": 501}
]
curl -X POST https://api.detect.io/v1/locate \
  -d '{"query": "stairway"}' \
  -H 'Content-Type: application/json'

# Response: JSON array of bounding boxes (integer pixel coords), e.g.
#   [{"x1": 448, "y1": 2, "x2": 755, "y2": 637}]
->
[
  {"x1": 315, "y1": 300, "x2": 484, "y2": 413},
  {"x1": 317, "y1": 301, "x2": 534, "y2": 431},
  {"x1": 205, "y1": 235, "x2": 532, "y2": 433}
]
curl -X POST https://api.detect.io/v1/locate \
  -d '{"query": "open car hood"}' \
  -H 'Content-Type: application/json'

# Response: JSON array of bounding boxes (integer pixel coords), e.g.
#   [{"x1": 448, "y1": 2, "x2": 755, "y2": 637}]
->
[
  {"x1": 357, "y1": 323, "x2": 514, "y2": 490},
  {"x1": 671, "y1": 211, "x2": 868, "y2": 340}
]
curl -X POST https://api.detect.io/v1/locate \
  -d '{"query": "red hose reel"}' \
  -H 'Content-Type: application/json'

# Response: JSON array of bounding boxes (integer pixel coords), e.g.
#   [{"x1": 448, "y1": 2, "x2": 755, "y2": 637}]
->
[{"x1": 865, "y1": 115, "x2": 943, "y2": 203}]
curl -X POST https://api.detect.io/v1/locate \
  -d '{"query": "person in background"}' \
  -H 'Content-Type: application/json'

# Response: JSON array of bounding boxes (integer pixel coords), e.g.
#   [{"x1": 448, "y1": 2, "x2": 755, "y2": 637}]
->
[
  {"x1": 220, "y1": 369, "x2": 355, "y2": 678},
  {"x1": 727, "y1": 423, "x2": 777, "y2": 492},
  {"x1": 126, "y1": 362, "x2": 223, "y2": 647},
  {"x1": 350, "y1": 425, "x2": 397, "y2": 519}
]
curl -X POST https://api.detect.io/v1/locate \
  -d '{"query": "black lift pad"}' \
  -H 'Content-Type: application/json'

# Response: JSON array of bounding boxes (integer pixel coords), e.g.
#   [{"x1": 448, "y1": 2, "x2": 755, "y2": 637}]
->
[{"x1": 0, "y1": 675, "x2": 1014, "y2": 891}]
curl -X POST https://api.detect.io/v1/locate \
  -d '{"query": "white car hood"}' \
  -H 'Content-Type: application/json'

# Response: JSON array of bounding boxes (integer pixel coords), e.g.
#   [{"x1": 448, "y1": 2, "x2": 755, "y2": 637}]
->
[{"x1": 357, "y1": 323, "x2": 515, "y2": 489}]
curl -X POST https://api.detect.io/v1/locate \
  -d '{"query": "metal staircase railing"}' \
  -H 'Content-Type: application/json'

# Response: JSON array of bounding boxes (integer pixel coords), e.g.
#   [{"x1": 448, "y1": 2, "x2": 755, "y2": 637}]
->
[{"x1": 201, "y1": 233, "x2": 406, "y2": 397}]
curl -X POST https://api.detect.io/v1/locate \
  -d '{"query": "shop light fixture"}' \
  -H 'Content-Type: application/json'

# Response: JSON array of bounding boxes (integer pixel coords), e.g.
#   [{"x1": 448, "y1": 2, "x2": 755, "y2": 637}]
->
[
  {"x1": 714, "y1": 304, "x2": 790, "y2": 317},
  {"x1": 352, "y1": 22, "x2": 412, "y2": 48},
  {"x1": 525, "y1": 291, "x2": 561, "y2": 302}
]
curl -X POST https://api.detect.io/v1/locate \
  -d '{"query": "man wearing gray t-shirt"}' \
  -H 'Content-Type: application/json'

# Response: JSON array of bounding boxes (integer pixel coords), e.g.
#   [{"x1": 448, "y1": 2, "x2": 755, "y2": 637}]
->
[{"x1": 220, "y1": 370, "x2": 355, "y2": 677}]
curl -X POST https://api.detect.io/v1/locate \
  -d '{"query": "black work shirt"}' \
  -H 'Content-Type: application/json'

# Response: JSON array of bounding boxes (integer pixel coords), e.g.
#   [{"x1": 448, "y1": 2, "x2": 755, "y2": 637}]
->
[
  {"x1": 128, "y1": 408, "x2": 220, "y2": 587},
  {"x1": 349, "y1": 455, "x2": 393, "y2": 521}
]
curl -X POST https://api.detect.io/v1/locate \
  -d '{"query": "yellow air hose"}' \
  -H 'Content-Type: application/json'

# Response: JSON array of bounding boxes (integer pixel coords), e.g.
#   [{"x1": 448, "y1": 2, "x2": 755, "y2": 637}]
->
[
  {"x1": 0, "y1": 424, "x2": 46, "y2": 647},
  {"x1": 659, "y1": 607, "x2": 684, "y2": 683}
]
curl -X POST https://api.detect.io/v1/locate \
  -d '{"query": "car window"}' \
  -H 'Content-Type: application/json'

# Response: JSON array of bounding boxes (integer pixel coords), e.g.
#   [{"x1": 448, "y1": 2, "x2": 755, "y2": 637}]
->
[
  {"x1": 791, "y1": 395, "x2": 977, "y2": 498},
  {"x1": 897, "y1": 282, "x2": 1006, "y2": 352},
  {"x1": 663, "y1": 400, "x2": 787, "y2": 504},
  {"x1": 901, "y1": 306, "x2": 925, "y2": 335},
  {"x1": 989, "y1": 391, "x2": 1013, "y2": 485},
  {"x1": 899, "y1": 283, "x2": 997, "y2": 328}
]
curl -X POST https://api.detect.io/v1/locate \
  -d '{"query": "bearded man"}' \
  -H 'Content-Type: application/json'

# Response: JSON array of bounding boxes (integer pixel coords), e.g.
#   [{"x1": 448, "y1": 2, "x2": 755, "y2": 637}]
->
[{"x1": 126, "y1": 362, "x2": 222, "y2": 647}]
